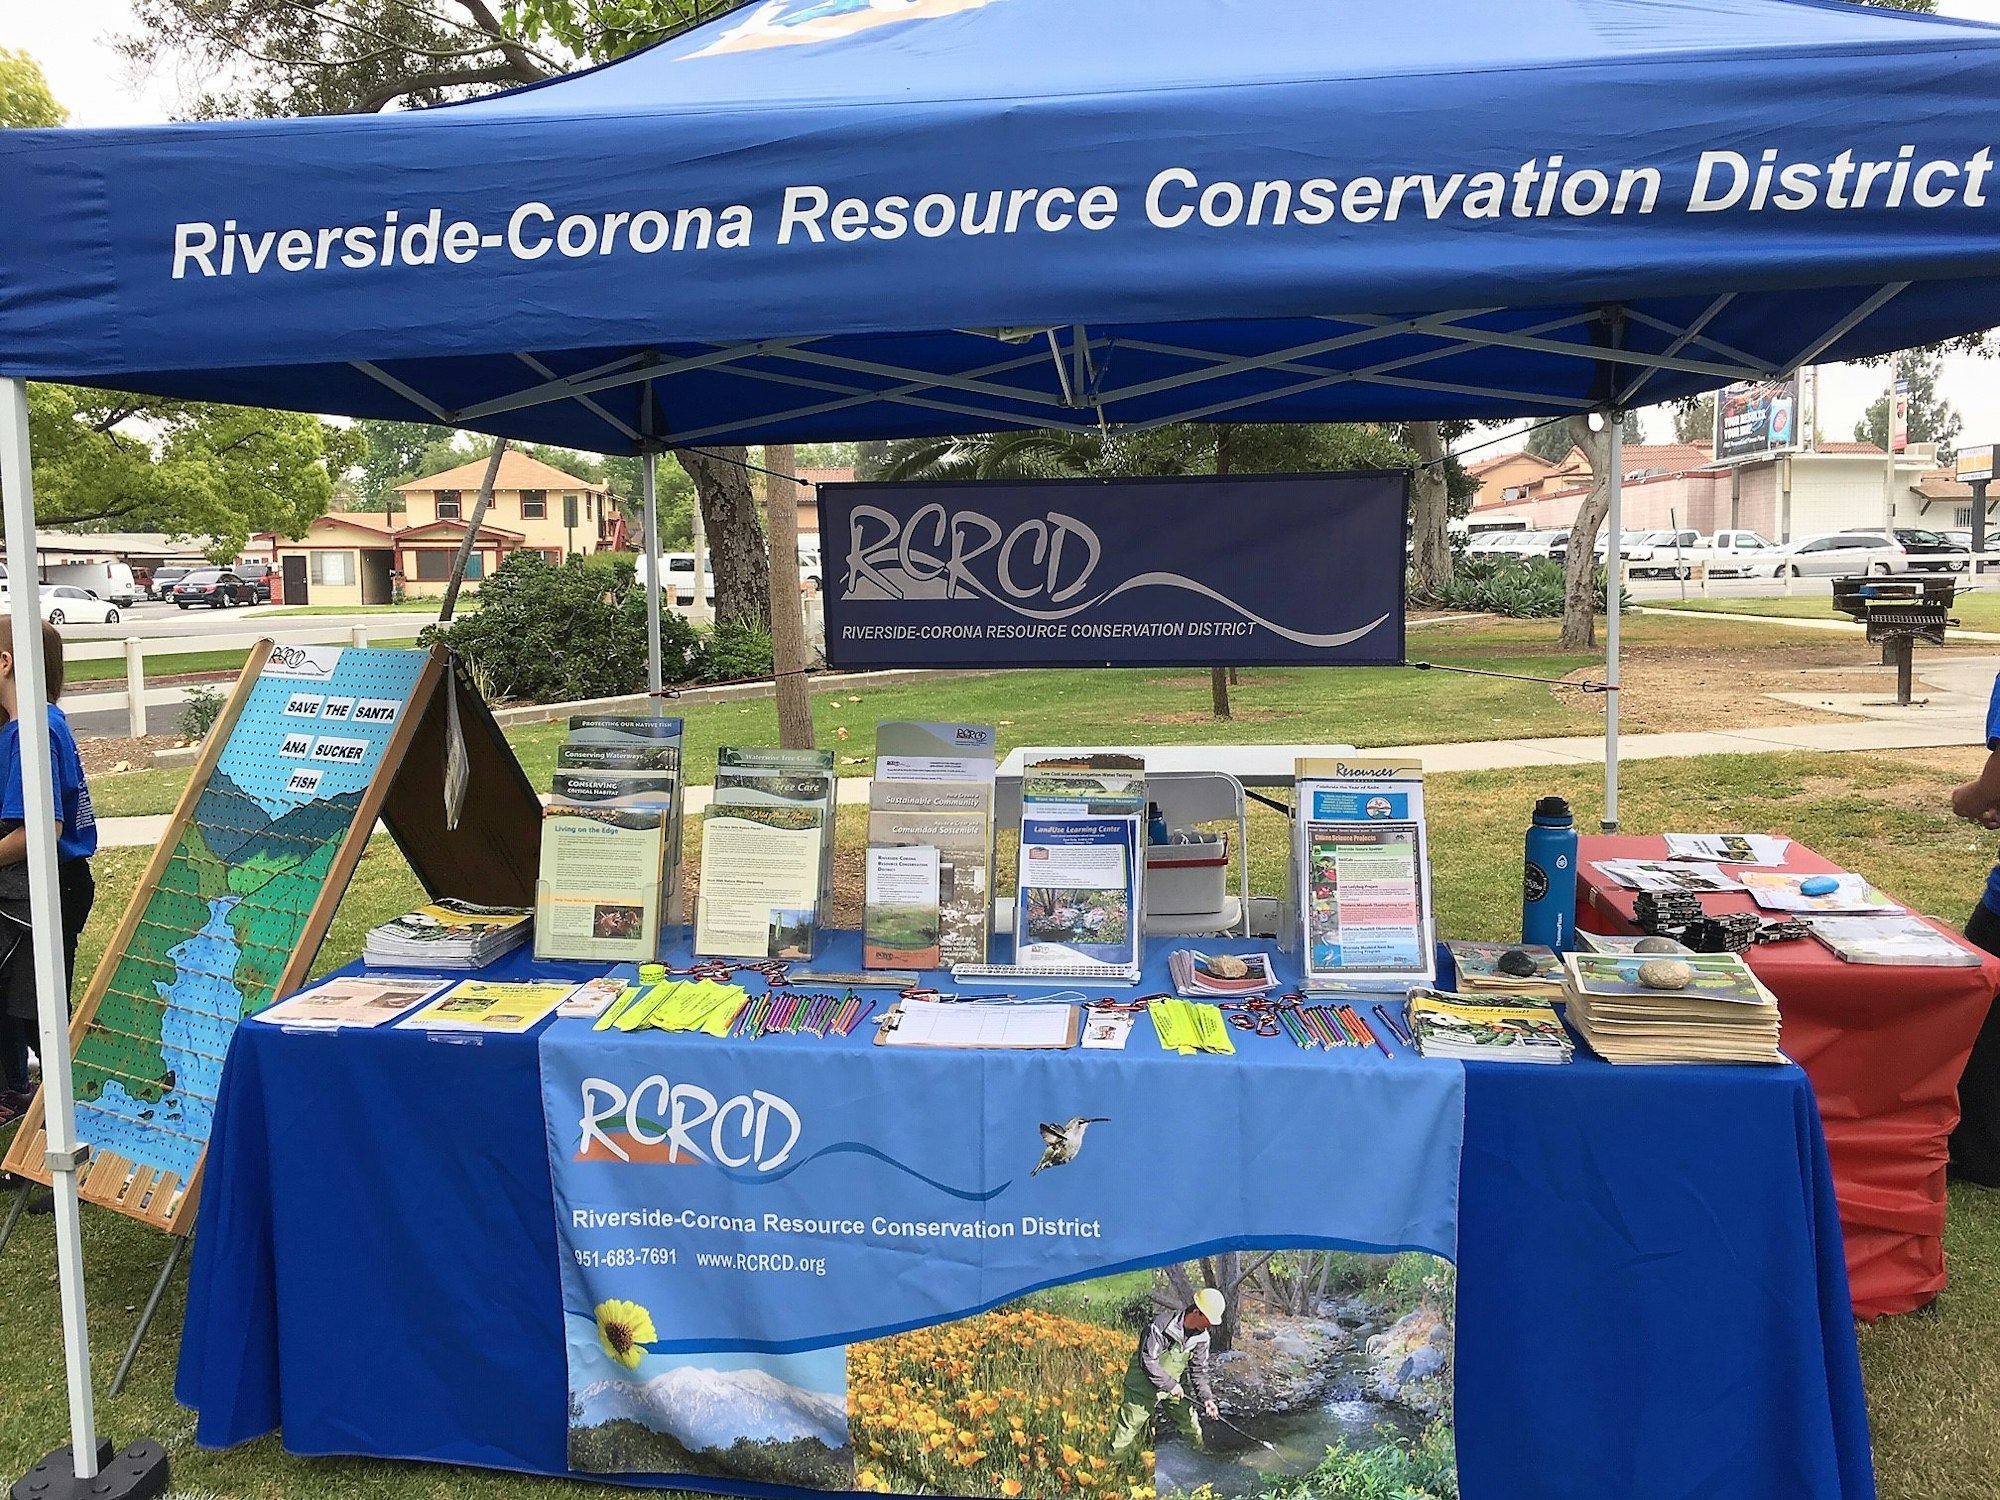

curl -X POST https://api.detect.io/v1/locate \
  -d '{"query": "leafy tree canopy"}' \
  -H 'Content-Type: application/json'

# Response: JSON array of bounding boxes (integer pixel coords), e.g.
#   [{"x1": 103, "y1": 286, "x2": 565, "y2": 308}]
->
[
  {"x1": 0, "y1": 49, "x2": 65, "y2": 128},
  {"x1": 1855, "y1": 347, "x2": 1961, "y2": 459},
  {"x1": 21, "y1": 386, "x2": 360, "y2": 556}
]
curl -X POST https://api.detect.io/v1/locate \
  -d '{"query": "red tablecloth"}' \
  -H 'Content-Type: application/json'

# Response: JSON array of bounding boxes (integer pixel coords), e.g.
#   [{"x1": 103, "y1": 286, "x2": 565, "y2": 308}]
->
[{"x1": 1577, "y1": 834, "x2": 2000, "y2": 1320}]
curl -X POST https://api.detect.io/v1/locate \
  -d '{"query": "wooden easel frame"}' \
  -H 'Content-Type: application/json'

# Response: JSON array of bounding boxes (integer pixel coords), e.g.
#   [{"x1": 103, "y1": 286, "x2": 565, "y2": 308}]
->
[{"x1": 1, "y1": 643, "x2": 541, "y2": 1234}]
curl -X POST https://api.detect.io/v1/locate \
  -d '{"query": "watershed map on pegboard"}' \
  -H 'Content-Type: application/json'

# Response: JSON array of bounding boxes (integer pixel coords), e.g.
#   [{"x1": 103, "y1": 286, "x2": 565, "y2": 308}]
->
[{"x1": 71, "y1": 646, "x2": 427, "y2": 1184}]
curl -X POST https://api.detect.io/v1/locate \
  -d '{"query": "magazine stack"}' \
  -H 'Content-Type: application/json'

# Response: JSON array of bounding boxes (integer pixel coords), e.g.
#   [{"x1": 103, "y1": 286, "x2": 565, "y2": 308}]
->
[
  {"x1": 1559, "y1": 951, "x2": 1782, "y2": 1064},
  {"x1": 364, "y1": 899, "x2": 530, "y2": 970}
]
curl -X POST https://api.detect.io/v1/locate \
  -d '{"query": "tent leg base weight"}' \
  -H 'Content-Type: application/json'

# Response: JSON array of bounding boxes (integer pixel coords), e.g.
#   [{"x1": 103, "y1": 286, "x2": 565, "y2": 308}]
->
[{"x1": 11, "y1": 1440, "x2": 167, "y2": 1500}]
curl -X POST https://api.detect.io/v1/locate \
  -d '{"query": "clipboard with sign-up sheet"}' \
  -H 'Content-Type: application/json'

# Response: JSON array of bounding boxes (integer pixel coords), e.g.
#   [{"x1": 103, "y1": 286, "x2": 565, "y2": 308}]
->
[{"x1": 874, "y1": 1001, "x2": 1080, "y2": 1050}]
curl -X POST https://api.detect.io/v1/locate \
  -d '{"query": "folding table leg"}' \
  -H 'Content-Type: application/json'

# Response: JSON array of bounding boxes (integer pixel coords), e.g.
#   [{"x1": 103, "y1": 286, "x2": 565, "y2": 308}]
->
[
  {"x1": 0, "y1": 1176, "x2": 27, "y2": 1254},
  {"x1": 110, "y1": 1233, "x2": 190, "y2": 1397}
]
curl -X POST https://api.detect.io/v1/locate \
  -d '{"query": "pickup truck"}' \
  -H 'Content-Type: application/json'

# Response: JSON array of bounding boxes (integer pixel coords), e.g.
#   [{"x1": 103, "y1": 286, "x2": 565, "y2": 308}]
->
[{"x1": 1623, "y1": 529, "x2": 1776, "y2": 579}]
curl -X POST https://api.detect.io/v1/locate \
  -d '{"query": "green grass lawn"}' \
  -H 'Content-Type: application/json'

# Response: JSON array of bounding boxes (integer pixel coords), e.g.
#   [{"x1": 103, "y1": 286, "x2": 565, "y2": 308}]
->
[
  {"x1": 1653, "y1": 590, "x2": 2000, "y2": 633},
  {"x1": 5, "y1": 747, "x2": 1999, "y2": 1497},
  {"x1": 253, "y1": 602, "x2": 455, "y2": 616},
  {"x1": 68, "y1": 649, "x2": 253, "y2": 687}
]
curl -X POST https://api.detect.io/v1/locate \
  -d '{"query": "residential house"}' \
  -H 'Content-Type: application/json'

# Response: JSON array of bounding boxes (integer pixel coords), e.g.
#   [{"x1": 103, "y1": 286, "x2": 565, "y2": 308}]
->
[{"x1": 394, "y1": 451, "x2": 624, "y2": 571}]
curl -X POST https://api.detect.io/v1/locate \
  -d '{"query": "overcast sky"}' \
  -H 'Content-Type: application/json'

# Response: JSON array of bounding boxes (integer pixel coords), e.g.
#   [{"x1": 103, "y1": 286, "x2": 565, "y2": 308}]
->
[{"x1": 9, "y1": 0, "x2": 2000, "y2": 453}]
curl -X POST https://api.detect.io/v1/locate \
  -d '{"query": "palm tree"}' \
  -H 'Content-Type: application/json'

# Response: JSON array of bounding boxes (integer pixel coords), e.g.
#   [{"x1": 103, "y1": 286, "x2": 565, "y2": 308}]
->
[{"x1": 877, "y1": 430, "x2": 1107, "y2": 482}]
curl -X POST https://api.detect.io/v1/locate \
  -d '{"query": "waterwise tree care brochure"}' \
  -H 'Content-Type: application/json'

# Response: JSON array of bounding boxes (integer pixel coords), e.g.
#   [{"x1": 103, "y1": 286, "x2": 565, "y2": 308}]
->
[
  {"x1": 696, "y1": 803, "x2": 826, "y2": 959},
  {"x1": 1293, "y1": 757, "x2": 1435, "y2": 987},
  {"x1": 716, "y1": 747, "x2": 837, "y2": 903},
  {"x1": 864, "y1": 844, "x2": 942, "y2": 969},
  {"x1": 1015, "y1": 815, "x2": 1139, "y2": 969}
]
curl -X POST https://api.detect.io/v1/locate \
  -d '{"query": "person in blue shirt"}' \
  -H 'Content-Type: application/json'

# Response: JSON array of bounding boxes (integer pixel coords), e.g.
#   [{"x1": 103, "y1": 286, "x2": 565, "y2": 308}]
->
[
  {"x1": 1947, "y1": 673, "x2": 2000, "y2": 1186},
  {"x1": 0, "y1": 619, "x2": 97, "y2": 1130}
]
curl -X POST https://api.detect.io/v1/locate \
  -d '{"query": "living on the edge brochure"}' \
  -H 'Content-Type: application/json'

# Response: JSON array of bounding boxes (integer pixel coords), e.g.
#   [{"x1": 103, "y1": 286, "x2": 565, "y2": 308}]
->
[
  {"x1": 535, "y1": 805, "x2": 666, "y2": 962},
  {"x1": 864, "y1": 844, "x2": 942, "y2": 969},
  {"x1": 1293, "y1": 757, "x2": 1435, "y2": 988},
  {"x1": 1016, "y1": 814, "x2": 1140, "y2": 969},
  {"x1": 695, "y1": 802, "x2": 826, "y2": 959}
]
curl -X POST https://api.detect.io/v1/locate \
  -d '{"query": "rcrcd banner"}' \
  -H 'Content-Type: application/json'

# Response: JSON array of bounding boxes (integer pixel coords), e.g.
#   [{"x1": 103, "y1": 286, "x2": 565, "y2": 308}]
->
[{"x1": 818, "y1": 473, "x2": 1407, "y2": 670}]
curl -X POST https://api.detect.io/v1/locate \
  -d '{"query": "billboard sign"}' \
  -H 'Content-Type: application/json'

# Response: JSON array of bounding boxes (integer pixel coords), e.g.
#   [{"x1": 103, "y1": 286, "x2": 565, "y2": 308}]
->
[
  {"x1": 1959, "y1": 445, "x2": 1996, "y2": 484},
  {"x1": 818, "y1": 473, "x2": 1408, "y2": 669},
  {"x1": 1891, "y1": 377, "x2": 1912, "y2": 453},
  {"x1": 1714, "y1": 373, "x2": 1810, "y2": 463}
]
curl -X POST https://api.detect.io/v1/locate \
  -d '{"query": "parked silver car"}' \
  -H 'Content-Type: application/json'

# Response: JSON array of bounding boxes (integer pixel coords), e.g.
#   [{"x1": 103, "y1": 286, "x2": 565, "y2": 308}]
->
[{"x1": 1749, "y1": 532, "x2": 1911, "y2": 578}]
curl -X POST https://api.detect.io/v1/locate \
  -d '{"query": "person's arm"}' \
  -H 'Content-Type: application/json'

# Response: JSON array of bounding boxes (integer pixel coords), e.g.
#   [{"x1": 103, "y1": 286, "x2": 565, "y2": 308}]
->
[
  {"x1": 1138, "y1": 1320, "x2": 1179, "y2": 1396},
  {"x1": 0, "y1": 822, "x2": 59, "y2": 867},
  {"x1": 1189, "y1": 1333, "x2": 1217, "y2": 1412},
  {"x1": 1953, "y1": 749, "x2": 2000, "y2": 828}
]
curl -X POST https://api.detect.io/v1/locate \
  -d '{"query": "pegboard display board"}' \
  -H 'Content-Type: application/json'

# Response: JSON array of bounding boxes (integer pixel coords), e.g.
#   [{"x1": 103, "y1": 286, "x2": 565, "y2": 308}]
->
[{"x1": 4, "y1": 644, "x2": 436, "y2": 1231}]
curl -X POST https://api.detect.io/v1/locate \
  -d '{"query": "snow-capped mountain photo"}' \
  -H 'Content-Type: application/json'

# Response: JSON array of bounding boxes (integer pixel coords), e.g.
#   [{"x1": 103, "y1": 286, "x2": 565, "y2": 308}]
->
[{"x1": 578, "y1": 1359, "x2": 848, "y2": 1452}]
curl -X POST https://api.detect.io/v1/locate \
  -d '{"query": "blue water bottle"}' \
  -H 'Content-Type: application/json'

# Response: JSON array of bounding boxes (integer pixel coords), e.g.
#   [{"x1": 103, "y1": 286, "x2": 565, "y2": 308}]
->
[
  {"x1": 1522, "y1": 796, "x2": 1579, "y2": 951},
  {"x1": 1147, "y1": 801, "x2": 1170, "y2": 846}
]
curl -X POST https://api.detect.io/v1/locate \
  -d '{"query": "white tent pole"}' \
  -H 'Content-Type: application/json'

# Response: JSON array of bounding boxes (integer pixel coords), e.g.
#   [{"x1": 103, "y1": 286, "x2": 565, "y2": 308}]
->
[
  {"x1": 0, "y1": 376, "x2": 100, "y2": 1478},
  {"x1": 641, "y1": 450, "x2": 664, "y2": 715},
  {"x1": 1603, "y1": 410, "x2": 1623, "y2": 833}
]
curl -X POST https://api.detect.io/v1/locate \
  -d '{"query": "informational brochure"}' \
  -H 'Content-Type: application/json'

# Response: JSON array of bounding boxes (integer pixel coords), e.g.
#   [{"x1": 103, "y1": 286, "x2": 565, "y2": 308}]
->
[
  {"x1": 253, "y1": 975, "x2": 450, "y2": 1030},
  {"x1": 1662, "y1": 833, "x2": 1791, "y2": 867},
  {"x1": 535, "y1": 806, "x2": 666, "y2": 963},
  {"x1": 1015, "y1": 815, "x2": 1140, "y2": 969},
  {"x1": 715, "y1": 747, "x2": 837, "y2": 903},
  {"x1": 695, "y1": 803, "x2": 825, "y2": 959},
  {"x1": 552, "y1": 771, "x2": 680, "y2": 812},
  {"x1": 1739, "y1": 871, "x2": 1899, "y2": 915},
  {"x1": 556, "y1": 975, "x2": 631, "y2": 1019},
  {"x1": 866, "y1": 786, "x2": 993, "y2": 966},
  {"x1": 396, "y1": 978, "x2": 577, "y2": 1034},
  {"x1": 1591, "y1": 859, "x2": 1744, "y2": 894},
  {"x1": 1562, "y1": 951, "x2": 1772, "y2": 1006},
  {"x1": 1080, "y1": 1008, "x2": 1137, "y2": 1049},
  {"x1": 1806, "y1": 914, "x2": 1981, "y2": 967},
  {"x1": 864, "y1": 844, "x2": 942, "y2": 970},
  {"x1": 567, "y1": 714, "x2": 685, "y2": 749},
  {"x1": 1021, "y1": 753, "x2": 1148, "y2": 815},
  {"x1": 557, "y1": 743, "x2": 682, "y2": 774},
  {"x1": 1291, "y1": 756, "x2": 1435, "y2": 988},
  {"x1": 875, "y1": 721, "x2": 997, "y2": 783}
]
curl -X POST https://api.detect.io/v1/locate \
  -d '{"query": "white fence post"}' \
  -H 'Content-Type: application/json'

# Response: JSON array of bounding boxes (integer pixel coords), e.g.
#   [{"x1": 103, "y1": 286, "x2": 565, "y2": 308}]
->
[
  {"x1": 124, "y1": 637, "x2": 146, "y2": 738},
  {"x1": 351, "y1": 624, "x2": 370, "y2": 648}
]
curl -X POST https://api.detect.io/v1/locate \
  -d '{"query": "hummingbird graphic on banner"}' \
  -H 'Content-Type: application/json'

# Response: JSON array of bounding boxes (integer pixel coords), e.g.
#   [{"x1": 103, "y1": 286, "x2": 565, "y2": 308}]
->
[{"x1": 1032, "y1": 1117, "x2": 1109, "y2": 1175}]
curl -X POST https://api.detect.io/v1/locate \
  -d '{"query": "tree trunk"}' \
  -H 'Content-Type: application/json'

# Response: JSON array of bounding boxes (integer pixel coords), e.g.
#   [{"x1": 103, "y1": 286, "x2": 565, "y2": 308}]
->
[
  {"x1": 439, "y1": 439, "x2": 506, "y2": 622},
  {"x1": 763, "y1": 445, "x2": 814, "y2": 750},
  {"x1": 1213, "y1": 1250, "x2": 1242, "y2": 1352},
  {"x1": 1558, "y1": 414, "x2": 1615, "y2": 651},
  {"x1": 676, "y1": 446, "x2": 770, "y2": 630},
  {"x1": 1405, "y1": 421, "x2": 1454, "y2": 597}
]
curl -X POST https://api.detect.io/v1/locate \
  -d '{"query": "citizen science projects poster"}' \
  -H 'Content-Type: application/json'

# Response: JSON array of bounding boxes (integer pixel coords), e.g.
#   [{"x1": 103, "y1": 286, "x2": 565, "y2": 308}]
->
[
  {"x1": 539, "y1": 1025, "x2": 1464, "y2": 1498},
  {"x1": 817, "y1": 474, "x2": 1407, "y2": 671}
]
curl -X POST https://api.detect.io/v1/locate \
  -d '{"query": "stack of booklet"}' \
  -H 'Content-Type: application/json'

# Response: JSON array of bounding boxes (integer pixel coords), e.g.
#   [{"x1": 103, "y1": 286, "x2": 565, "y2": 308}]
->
[
  {"x1": 535, "y1": 716, "x2": 684, "y2": 963},
  {"x1": 1405, "y1": 991, "x2": 1574, "y2": 1064},
  {"x1": 1559, "y1": 951, "x2": 1782, "y2": 1064},
  {"x1": 695, "y1": 746, "x2": 836, "y2": 960},
  {"x1": 863, "y1": 722, "x2": 997, "y2": 969},
  {"x1": 365, "y1": 898, "x2": 530, "y2": 969},
  {"x1": 1168, "y1": 949, "x2": 1280, "y2": 998},
  {"x1": 1806, "y1": 914, "x2": 1981, "y2": 967},
  {"x1": 1015, "y1": 753, "x2": 1145, "y2": 974},
  {"x1": 1443, "y1": 940, "x2": 1562, "y2": 997}
]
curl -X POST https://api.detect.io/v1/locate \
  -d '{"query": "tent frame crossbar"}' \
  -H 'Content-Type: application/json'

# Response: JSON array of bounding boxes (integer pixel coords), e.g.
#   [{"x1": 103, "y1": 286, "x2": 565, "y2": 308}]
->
[{"x1": 339, "y1": 295, "x2": 1837, "y2": 449}]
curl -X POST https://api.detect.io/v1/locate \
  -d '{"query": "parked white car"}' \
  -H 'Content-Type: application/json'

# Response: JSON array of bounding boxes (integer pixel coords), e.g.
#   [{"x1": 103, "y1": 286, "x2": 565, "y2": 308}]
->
[
  {"x1": 5, "y1": 584, "x2": 123, "y2": 625},
  {"x1": 1749, "y1": 532, "x2": 1911, "y2": 579},
  {"x1": 1703, "y1": 529, "x2": 1779, "y2": 577}
]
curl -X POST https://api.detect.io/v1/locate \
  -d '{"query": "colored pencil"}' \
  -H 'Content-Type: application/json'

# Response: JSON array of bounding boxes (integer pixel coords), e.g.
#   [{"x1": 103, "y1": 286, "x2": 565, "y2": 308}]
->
[{"x1": 1345, "y1": 1005, "x2": 1392, "y2": 1059}]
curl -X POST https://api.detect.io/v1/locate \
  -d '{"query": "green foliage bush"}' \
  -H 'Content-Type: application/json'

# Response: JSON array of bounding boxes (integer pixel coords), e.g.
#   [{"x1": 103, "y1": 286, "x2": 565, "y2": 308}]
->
[
  {"x1": 1261, "y1": 1420, "x2": 1457, "y2": 1500},
  {"x1": 177, "y1": 684, "x2": 228, "y2": 741},
  {"x1": 1413, "y1": 558, "x2": 1619, "y2": 619},
  {"x1": 696, "y1": 622, "x2": 775, "y2": 684},
  {"x1": 423, "y1": 552, "x2": 703, "y2": 703}
]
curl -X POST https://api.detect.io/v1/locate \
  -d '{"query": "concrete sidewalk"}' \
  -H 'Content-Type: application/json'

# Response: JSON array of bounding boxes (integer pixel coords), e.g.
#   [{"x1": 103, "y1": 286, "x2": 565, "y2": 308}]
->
[{"x1": 89, "y1": 653, "x2": 2000, "y2": 852}]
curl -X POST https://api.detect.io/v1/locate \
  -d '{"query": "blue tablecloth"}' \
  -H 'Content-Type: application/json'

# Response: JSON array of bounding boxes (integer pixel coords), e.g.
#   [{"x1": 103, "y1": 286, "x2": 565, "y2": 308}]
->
[{"x1": 176, "y1": 945, "x2": 1875, "y2": 1499}]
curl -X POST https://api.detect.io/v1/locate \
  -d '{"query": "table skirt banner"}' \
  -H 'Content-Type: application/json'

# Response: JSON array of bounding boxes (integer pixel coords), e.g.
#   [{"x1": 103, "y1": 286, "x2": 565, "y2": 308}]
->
[{"x1": 538, "y1": 1024, "x2": 1464, "y2": 1495}]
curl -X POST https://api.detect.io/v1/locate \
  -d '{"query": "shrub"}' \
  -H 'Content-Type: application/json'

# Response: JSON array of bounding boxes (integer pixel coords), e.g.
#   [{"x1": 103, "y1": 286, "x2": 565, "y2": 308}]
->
[
  {"x1": 423, "y1": 552, "x2": 704, "y2": 704},
  {"x1": 696, "y1": 622, "x2": 774, "y2": 684},
  {"x1": 178, "y1": 684, "x2": 228, "y2": 741},
  {"x1": 1261, "y1": 1420, "x2": 1458, "y2": 1500},
  {"x1": 1413, "y1": 558, "x2": 1621, "y2": 619}
]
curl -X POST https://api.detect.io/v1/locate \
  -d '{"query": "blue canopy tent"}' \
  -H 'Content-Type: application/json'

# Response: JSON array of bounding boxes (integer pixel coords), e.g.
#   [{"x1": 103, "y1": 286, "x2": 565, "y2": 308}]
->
[{"x1": 5, "y1": 0, "x2": 2000, "y2": 1484}]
